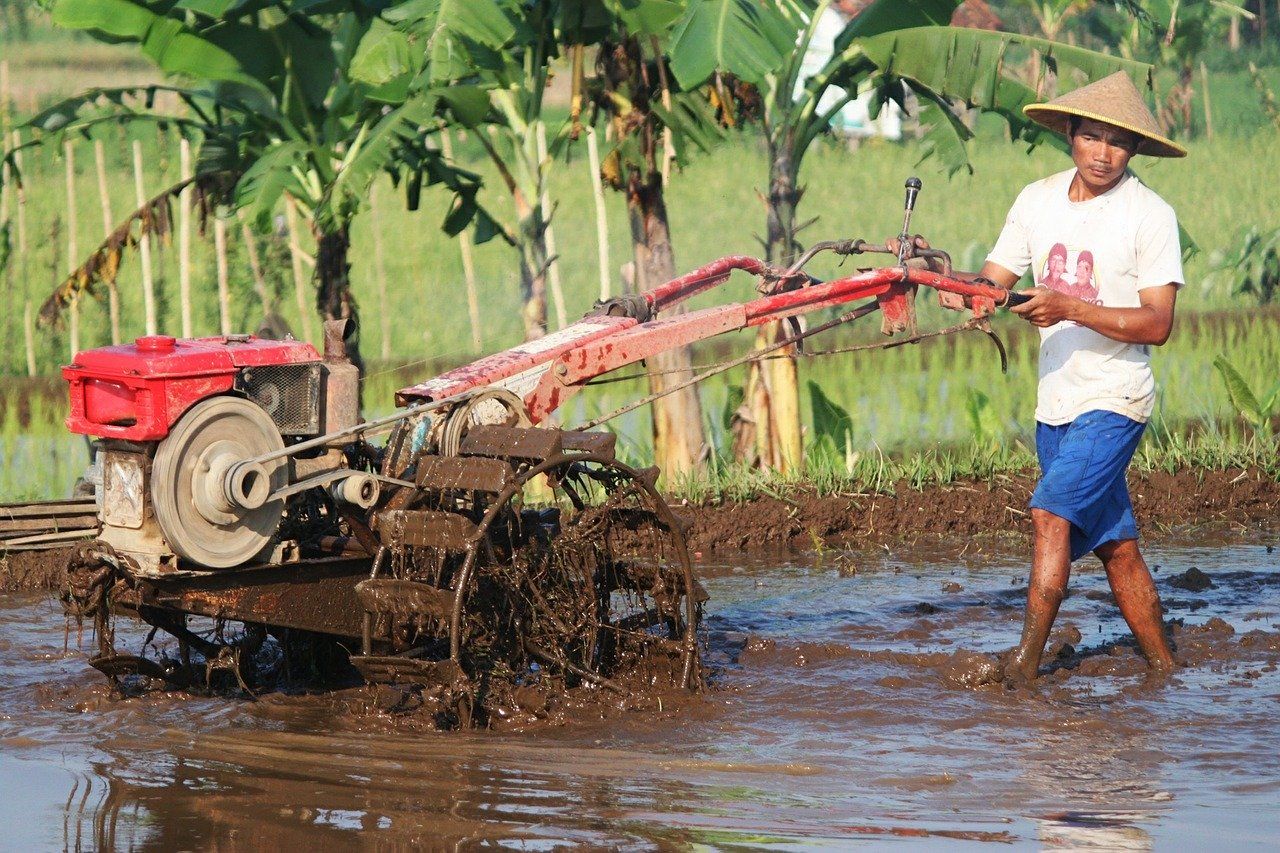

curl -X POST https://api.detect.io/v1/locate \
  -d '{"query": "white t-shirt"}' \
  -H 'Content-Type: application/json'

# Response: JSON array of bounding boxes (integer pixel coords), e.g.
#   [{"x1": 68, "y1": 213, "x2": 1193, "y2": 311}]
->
[{"x1": 986, "y1": 168, "x2": 1184, "y2": 425}]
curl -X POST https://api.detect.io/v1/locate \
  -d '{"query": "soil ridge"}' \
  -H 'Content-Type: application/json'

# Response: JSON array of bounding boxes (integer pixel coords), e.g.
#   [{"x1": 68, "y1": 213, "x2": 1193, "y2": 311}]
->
[
  {"x1": 677, "y1": 467, "x2": 1279, "y2": 553},
  {"x1": 3, "y1": 468, "x2": 1276, "y2": 592}
]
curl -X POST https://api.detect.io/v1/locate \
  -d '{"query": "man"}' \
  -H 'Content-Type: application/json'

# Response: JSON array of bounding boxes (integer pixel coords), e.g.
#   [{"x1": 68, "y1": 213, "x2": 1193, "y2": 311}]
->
[
  {"x1": 1069, "y1": 250, "x2": 1099, "y2": 302},
  {"x1": 1039, "y1": 243, "x2": 1070, "y2": 292},
  {"x1": 897, "y1": 71, "x2": 1186, "y2": 682}
]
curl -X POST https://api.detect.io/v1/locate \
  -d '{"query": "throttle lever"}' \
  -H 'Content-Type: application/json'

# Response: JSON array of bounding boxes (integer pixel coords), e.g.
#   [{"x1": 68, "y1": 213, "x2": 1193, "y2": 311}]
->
[
  {"x1": 972, "y1": 275, "x2": 1032, "y2": 308},
  {"x1": 897, "y1": 176, "x2": 923, "y2": 265}
]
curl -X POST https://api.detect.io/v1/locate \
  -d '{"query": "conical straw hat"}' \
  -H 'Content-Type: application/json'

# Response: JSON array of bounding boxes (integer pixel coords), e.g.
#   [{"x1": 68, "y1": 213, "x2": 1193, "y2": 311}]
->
[{"x1": 1024, "y1": 71, "x2": 1187, "y2": 158}]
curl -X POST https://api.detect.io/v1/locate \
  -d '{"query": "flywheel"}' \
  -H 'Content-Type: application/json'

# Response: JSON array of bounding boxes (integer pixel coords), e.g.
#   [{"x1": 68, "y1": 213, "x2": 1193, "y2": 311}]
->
[{"x1": 151, "y1": 395, "x2": 287, "y2": 568}]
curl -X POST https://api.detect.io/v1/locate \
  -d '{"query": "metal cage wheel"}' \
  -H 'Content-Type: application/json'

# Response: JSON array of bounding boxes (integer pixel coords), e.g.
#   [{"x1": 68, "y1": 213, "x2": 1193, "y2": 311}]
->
[{"x1": 448, "y1": 451, "x2": 700, "y2": 708}]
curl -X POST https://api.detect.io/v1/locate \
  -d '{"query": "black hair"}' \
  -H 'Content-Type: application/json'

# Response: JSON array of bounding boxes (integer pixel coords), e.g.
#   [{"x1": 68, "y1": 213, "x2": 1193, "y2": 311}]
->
[{"x1": 1067, "y1": 114, "x2": 1139, "y2": 151}]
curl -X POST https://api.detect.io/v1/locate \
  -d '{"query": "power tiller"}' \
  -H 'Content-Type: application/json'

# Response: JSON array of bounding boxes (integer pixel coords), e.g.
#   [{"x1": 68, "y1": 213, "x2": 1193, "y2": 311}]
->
[{"x1": 53, "y1": 179, "x2": 1025, "y2": 722}]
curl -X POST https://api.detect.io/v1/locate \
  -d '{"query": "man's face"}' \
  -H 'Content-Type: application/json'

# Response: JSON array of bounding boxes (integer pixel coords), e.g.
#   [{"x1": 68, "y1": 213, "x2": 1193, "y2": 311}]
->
[
  {"x1": 1069, "y1": 117, "x2": 1138, "y2": 191},
  {"x1": 1076, "y1": 258, "x2": 1092, "y2": 279},
  {"x1": 1049, "y1": 254, "x2": 1065, "y2": 275}
]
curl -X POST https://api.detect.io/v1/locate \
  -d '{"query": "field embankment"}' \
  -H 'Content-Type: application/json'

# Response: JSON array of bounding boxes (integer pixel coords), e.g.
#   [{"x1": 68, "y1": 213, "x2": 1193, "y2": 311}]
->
[{"x1": 678, "y1": 467, "x2": 1280, "y2": 554}]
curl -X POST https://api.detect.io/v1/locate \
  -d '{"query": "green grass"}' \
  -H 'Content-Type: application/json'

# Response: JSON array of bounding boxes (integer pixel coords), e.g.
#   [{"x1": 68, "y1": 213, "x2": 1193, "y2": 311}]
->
[{"x1": 0, "y1": 390, "x2": 90, "y2": 502}]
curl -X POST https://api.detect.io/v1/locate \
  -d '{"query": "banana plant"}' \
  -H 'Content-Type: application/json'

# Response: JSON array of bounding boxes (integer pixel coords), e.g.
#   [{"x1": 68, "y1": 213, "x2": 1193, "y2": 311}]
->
[
  {"x1": 358, "y1": 0, "x2": 588, "y2": 341},
  {"x1": 1214, "y1": 356, "x2": 1279, "y2": 439},
  {"x1": 587, "y1": 10, "x2": 709, "y2": 479},
  {"x1": 5, "y1": 0, "x2": 510, "y2": 376},
  {"x1": 1205, "y1": 225, "x2": 1280, "y2": 305}
]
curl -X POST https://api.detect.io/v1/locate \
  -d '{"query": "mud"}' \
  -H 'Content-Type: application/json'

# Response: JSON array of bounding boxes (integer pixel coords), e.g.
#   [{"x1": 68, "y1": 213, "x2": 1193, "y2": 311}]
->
[
  {"x1": 680, "y1": 467, "x2": 1280, "y2": 553},
  {"x1": 4, "y1": 468, "x2": 1275, "y2": 595},
  {"x1": 0, "y1": 546, "x2": 72, "y2": 592},
  {"x1": 3, "y1": 529, "x2": 1277, "y2": 847}
]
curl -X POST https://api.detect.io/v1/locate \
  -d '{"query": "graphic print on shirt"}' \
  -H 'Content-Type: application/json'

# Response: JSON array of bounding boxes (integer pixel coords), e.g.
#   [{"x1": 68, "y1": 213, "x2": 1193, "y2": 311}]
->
[{"x1": 1037, "y1": 242, "x2": 1102, "y2": 304}]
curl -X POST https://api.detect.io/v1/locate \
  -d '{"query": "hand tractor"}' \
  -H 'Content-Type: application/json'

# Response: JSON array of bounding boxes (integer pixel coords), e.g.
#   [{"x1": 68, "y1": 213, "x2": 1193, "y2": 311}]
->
[{"x1": 41, "y1": 180, "x2": 1027, "y2": 724}]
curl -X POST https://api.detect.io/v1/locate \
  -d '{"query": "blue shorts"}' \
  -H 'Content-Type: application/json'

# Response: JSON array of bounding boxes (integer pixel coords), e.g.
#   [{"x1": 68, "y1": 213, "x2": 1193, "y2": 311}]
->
[{"x1": 1030, "y1": 410, "x2": 1146, "y2": 562}]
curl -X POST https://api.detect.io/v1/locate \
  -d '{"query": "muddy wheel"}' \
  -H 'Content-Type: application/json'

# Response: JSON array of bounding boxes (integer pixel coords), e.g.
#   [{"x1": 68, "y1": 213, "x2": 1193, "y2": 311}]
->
[{"x1": 449, "y1": 452, "x2": 699, "y2": 716}]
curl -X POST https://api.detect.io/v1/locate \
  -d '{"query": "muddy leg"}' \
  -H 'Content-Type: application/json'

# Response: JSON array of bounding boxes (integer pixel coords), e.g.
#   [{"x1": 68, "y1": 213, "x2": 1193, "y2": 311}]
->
[
  {"x1": 1006, "y1": 509, "x2": 1073, "y2": 681},
  {"x1": 1094, "y1": 539, "x2": 1175, "y2": 672}
]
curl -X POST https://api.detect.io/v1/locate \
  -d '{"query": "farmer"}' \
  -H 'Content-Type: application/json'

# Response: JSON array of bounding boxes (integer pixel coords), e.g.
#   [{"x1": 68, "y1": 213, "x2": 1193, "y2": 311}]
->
[{"x1": 893, "y1": 71, "x2": 1186, "y2": 681}]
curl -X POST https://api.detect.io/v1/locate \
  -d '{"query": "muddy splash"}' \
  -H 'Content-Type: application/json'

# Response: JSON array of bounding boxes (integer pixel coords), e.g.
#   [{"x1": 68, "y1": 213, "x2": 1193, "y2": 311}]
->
[{"x1": 2, "y1": 529, "x2": 1278, "y2": 847}]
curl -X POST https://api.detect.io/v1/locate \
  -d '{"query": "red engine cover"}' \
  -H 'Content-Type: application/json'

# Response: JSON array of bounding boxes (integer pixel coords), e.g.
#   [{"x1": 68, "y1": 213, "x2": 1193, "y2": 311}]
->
[{"x1": 64, "y1": 334, "x2": 321, "y2": 441}]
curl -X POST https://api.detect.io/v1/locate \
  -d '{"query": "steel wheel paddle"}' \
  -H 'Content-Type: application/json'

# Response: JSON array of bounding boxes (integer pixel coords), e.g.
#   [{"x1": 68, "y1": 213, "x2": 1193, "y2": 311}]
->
[{"x1": 449, "y1": 452, "x2": 700, "y2": 714}]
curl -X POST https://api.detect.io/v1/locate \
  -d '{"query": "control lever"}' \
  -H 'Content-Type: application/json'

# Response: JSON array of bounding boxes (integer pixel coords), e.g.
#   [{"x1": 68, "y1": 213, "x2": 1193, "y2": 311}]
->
[{"x1": 897, "y1": 176, "x2": 922, "y2": 265}]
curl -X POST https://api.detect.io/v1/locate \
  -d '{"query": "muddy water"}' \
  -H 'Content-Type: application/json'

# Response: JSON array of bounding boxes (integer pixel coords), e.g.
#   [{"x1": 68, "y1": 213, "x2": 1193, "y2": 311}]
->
[{"x1": 2, "y1": 533, "x2": 1278, "y2": 849}]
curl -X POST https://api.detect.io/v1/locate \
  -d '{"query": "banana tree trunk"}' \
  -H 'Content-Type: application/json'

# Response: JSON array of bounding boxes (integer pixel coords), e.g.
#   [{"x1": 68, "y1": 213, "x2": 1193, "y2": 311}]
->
[
  {"x1": 627, "y1": 171, "x2": 706, "y2": 479},
  {"x1": 733, "y1": 134, "x2": 803, "y2": 472},
  {"x1": 515, "y1": 196, "x2": 550, "y2": 341},
  {"x1": 314, "y1": 223, "x2": 365, "y2": 381}
]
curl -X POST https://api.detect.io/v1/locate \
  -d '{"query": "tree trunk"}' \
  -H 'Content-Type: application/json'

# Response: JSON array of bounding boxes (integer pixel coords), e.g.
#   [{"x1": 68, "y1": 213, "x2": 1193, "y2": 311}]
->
[
  {"x1": 627, "y1": 171, "x2": 706, "y2": 479},
  {"x1": 515, "y1": 197, "x2": 550, "y2": 341},
  {"x1": 733, "y1": 134, "x2": 803, "y2": 472},
  {"x1": 314, "y1": 223, "x2": 365, "y2": 379}
]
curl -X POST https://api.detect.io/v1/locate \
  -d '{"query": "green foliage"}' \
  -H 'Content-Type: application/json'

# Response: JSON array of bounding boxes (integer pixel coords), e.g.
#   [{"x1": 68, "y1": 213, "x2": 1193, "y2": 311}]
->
[
  {"x1": 667, "y1": 0, "x2": 798, "y2": 88},
  {"x1": 721, "y1": 383, "x2": 744, "y2": 431},
  {"x1": 1214, "y1": 355, "x2": 1280, "y2": 438},
  {"x1": 1205, "y1": 226, "x2": 1280, "y2": 305},
  {"x1": 807, "y1": 379, "x2": 853, "y2": 454},
  {"x1": 964, "y1": 388, "x2": 1001, "y2": 443},
  {"x1": 380, "y1": 0, "x2": 517, "y2": 85},
  {"x1": 8, "y1": 0, "x2": 520, "y2": 332},
  {"x1": 857, "y1": 25, "x2": 1149, "y2": 173},
  {"x1": 1249, "y1": 61, "x2": 1280, "y2": 130},
  {"x1": 0, "y1": 221, "x2": 10, "y2": 276}
]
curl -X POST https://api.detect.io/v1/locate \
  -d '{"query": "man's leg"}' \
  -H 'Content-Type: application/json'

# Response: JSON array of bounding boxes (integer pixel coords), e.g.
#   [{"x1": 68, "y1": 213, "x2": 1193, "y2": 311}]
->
[
  {"x1": 1093, "y1": 538, "x2": 1175, "y2": 671},
  {"x1": 1005, "y1": 508, "x2": 1074, "y2": 681}
]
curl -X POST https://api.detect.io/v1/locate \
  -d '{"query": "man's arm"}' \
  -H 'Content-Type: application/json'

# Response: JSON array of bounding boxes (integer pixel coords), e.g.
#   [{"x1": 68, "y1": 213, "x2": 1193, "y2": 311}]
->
[
  {"x1": 974, "y1": 261, "x2": 1021, "y2": 289},
  {"x1": 1010, "y1": 283, "x2": 1178, "y2": 346}
]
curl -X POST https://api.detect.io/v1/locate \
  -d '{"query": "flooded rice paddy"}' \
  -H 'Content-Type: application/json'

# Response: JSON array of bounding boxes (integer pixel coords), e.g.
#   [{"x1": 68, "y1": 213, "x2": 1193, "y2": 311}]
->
[{"x1": 2, "y1": 532, "x2": 1278, "y2": 849}]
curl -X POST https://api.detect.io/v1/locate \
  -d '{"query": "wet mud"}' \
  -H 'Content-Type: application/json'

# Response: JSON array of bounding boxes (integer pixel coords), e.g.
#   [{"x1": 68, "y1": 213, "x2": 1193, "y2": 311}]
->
[
  {"x1": 2, "y1": 530, "x2": 1278, "y2": 847},
  {"x1": 4, "y1": 467, "x2": 1276, "y2": 594},
  {"x1": 0, "y1": 546, "x2": 72, "y2": 592},
  {"x1": 681, "y1": 467, "x2": 1280, "y2": 552}
]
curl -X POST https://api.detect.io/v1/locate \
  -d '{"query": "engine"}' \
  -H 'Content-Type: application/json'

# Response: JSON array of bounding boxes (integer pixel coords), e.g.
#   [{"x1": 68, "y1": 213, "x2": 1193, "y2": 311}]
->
[{"x1": 64, "y1": 320, "x2": 368, "y2": 572}]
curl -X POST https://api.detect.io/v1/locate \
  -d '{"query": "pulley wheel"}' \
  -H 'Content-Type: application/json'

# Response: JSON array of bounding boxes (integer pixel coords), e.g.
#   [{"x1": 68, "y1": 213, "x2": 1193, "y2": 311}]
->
[{"x1": 151, "y1": 395, "x2": 287, "y2": 568}]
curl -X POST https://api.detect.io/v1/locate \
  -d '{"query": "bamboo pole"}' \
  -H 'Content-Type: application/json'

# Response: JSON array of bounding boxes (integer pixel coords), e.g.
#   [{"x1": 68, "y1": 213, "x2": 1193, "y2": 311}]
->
[
  {"x1": 0, "y1": 63, "x2": 8, "y2": 224},
  {"x1": 585, "y1": 127, "x2": 611, "y2": 302},
  {"x1": 369, "y1": 186, "x2": 391, "y2": 361},
  {"x1": 93, "y1": 138, "x2": 121, "y2": 344},
  {"x1": 0, "y1": 60, "x2": 10, "y2": 144},
  {"x1": 178, "y1": 137, "x2": 193, "y2": 338},
  {"x1": 238, "y1": 214, "x2": 270, "y2": 316},
  {"x1": 535, "y1": 121, "x2": 567, "y2": 329},
  {"x1": 214, "y1": 215, "x2": 231, "y2": 335},
  {"x1": 64, "y1": 139, "x2": 81, "y2": 357},
  {"x1": 13, "y1": 133, "x2": 34, "y2": 376},
  {"x1": 283, "y1": 195, "x2": 315, "y2": 344},
  {"x1": 23, "y1": 303, "x2": 36, "y2": 376},
  {"x1": 440, "y1": 130, "x2": 482, "y2": 352},
  {"x1": 1200, "y1": 60, "x2": 1213, "y2": 141},
  {"x1": 131, "y1": 139, "x2": 157, "y2": 335}
]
